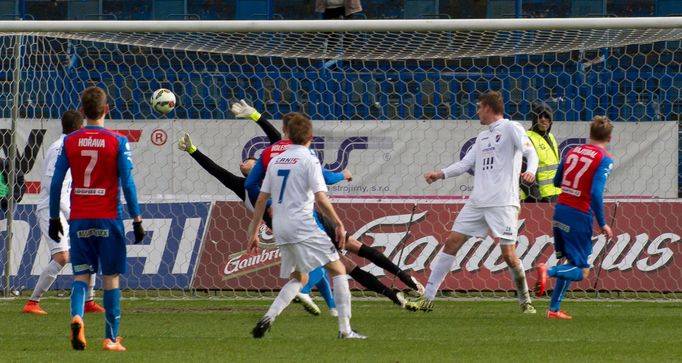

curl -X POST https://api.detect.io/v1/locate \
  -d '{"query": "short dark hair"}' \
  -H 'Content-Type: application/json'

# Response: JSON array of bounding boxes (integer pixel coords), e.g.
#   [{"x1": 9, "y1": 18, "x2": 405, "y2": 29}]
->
[
  {"x1": 478, "y1": 91, "x2": 504, "y2": 115},
  {"x1": 285, "y1": 112, "x2": 313, "y2": 145},
  {"x1": 80, "y1": 86, "x2": 107, "y2": 120},
  {"x1": 590, "y1": 116, "x2": 613, "y2": 142},
  {"x1": 61, "y1": 110, "x2": 83, "y2": 134}
]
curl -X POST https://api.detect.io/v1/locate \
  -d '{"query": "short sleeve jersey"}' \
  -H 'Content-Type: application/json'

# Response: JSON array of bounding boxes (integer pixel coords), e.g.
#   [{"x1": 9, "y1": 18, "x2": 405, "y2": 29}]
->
[
  {"x1": 469, "y1": 119, "x2": 531, "y2": 208},
  {"x1": 260, "y1": 145, "x2": 328, "y2": 245},
  {"x1": 54, "y1": 126, "x2": 135, "y2": 219},
  {"x1": 37, "y1": 136, "x2": 71, "y2": 216},
  {"x1": 556, "y1": 144, "x2": 613, "y2": 221}
]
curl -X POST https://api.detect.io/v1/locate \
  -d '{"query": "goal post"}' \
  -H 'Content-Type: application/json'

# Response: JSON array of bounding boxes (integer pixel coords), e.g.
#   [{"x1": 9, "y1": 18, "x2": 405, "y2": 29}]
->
[
  {"x1": 4, "y1": 18, "x2": 682, "y2": 60},
  {"x1": 0, "y1": 18, "x2": 680, "y2": 300}
]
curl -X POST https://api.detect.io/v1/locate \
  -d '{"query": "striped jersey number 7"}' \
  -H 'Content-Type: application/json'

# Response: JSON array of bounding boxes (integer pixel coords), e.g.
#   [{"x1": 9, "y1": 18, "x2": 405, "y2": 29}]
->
[
  {"x1": 562, "y1": 154, "x2": 592, "y2": 189},
  {"x1": 81, "y1": 150, "x2": 98, "y2": 187},
  {"x1": 276, "y1": 169, "x2": 290, "y2": 203}
]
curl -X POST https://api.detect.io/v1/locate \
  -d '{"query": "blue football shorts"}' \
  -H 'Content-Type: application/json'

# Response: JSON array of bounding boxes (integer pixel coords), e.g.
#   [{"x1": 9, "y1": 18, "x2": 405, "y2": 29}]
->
[
  {"x1": 69, "y1": 219, "x2": 127, "y2": 276},
  {"x1": 552, "y1": 203, "x2": 594, "y2": 269}
]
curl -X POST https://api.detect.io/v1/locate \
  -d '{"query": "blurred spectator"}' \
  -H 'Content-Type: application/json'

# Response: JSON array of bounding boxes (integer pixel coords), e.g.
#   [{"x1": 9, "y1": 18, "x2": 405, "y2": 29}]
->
[
  {"x1": 609, "y1": 1, "x2": 654, "y2": 17},
  {"x1": 103, "y1": 0, "x2": 152, "y2": 20},
  {"x1": 316, "y1": 0, "x2": 362, "y2": 19},
  {"x1": 188, "y1": 0, "x2": 235, "y2": 20}
]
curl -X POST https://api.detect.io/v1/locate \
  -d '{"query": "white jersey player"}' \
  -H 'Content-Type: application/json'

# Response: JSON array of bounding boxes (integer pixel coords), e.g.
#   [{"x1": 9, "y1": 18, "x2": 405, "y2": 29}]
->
[
  {"x1": 407, "y1": 91, "x2": 539, "y2": 314},
  {"x1": 442, "y1": 117, "x2": 532, "y2": 209},
  {"x1": 23, "y1": 111, "x2": 104, "y2": 315},
  {"x1": 246, "y1": 112, "x2": 365, "y2": 339}
]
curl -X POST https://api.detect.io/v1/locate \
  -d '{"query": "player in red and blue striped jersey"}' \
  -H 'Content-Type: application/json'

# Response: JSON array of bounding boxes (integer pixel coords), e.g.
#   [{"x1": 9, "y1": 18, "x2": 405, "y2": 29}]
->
[
  {"x1": 49, "y1": 87, "x2": 145, "y2": 351},
  {"x1": 535, "y1": 116, "x2": 614, "y2": 319}
]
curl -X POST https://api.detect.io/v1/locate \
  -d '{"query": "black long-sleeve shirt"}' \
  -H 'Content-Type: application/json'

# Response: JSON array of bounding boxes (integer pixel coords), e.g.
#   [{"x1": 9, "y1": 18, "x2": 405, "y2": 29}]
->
[
  {"x1": 189, "y1": 115, "x2": 280, "y2": 226},
  {"x1": 190, "y1": 148, "x2": 247, "y2": 201}
]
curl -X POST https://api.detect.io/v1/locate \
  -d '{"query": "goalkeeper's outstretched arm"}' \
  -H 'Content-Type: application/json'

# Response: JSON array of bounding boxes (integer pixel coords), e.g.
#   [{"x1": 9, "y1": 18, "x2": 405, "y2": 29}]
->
[
  {"x1": 231, "y1": 99, "x2": 281, "y2": 144},
  {"x1": 256, "y1": 115, "x2": 281, "y2": 144},
  {"x1": 178, "y1": 133, "x2": 247, "y2": 201}
]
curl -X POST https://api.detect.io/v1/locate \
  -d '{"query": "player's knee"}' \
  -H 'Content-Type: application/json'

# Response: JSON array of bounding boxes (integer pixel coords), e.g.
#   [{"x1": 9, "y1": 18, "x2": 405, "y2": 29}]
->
[
  {"x1": 499, "y1": 242, "x2": 519, "y2": 266},
  {"x1": 102, "y1": 274, "x2": 120, "y2": 290},
  {"x1": 52, "y1": 251, "x2": 69, "y2": 266},
  {"x1": 340, "y1": 256, "x2": 357, "y2": 271},
  {"x1": 345, "y1": 239, "x2": 361, "y2": 253},
  {"x1": 502, "y1": 254, "x2": 520, "y2": 268},
  {"x1": 325, "y1": 259, "x2": 349, "y2": 276},
  {"x1": 74, "y1": 274, "x2": 91, "y2": 284},
  {"x1": 290, "y1": 271, "x2": 308, "y2": 285},
  {"x1": 443, "y1": 232, "x2": 466, "y2": 254}
]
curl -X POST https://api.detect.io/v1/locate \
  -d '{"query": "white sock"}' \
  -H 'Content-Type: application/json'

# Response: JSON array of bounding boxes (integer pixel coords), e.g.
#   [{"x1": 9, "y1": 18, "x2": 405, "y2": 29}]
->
[
  {"x1": 424, "y1": 251, "x2": 456, "y2": 301},
  {"x1": 265, "y1": 279, "x2": 302, "y2": 320},
  {"x1": 509, "y1": 262, "x2": 531, "y2": 304},
  {"x1": 332, "y1": 275, "x2": 352, "y2": 334},
  {"x1": 30, "y1": 260, "x2": 65, "y2": 301},
  {"x1": 87, "y1": 273, "x2": 97, "y2": 301}
]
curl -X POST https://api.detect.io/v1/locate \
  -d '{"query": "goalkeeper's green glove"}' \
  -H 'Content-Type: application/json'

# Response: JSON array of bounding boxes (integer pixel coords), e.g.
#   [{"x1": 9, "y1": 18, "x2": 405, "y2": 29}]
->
[
  {"x1": 178, "y1": 133, "x2": 197, "y2": 154},
  {"x1": 231, "y1": 99, "x2": 261, "y2": 122}
]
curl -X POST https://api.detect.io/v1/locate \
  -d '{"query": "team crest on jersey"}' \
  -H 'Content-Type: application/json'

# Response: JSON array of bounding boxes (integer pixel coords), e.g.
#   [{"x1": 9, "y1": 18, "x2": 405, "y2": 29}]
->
[{"x1": 495, "y1": 133, "x2": 502, "y2": 143}]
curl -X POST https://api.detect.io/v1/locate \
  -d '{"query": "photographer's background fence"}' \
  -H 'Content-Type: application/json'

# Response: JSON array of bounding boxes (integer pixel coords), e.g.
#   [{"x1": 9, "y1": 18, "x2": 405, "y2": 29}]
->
[{"x1": 0, "y1": 19, "x2": 680, "y2": 299}]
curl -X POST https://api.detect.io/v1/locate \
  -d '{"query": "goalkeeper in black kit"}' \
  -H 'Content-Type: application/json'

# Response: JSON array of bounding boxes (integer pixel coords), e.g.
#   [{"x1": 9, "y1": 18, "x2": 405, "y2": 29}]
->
[{"x1": 180, "y1": 100, "x2": 424, "y2": 310}]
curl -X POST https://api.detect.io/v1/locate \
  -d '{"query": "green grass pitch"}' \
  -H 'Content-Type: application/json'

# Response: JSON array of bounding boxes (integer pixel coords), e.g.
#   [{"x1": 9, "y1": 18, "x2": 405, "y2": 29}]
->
[{"x1": 2, "y1": 297, "x2": 681, "y2": 362}]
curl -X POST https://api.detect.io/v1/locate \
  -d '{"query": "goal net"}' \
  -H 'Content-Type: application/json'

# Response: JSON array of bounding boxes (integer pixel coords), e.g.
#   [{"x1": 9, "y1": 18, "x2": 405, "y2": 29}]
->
[{"x1": 1, "y1": 19, "x2": 680, "y2": 300}]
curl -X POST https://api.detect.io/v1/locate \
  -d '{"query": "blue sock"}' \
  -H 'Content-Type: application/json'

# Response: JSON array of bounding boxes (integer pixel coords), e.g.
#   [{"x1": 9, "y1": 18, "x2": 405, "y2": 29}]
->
[
  {"x1": 549, "y1": 278, "x2": 572, "y2": 312},
  {"x1": 302, "y1": 266, "x2": 325, "y2": 294},
  {"x1": 103, "y1": 289, "x2": 121, "y2": 341},
  {"x1": 549, "y1": 264, "x2": 584, "y2": 281},
  {"x1": 315, "y1": 270, "x2": 336, "y2": 309},
  {"x1": 70, "y1": 280, "x2": 87, "y2": 318}
]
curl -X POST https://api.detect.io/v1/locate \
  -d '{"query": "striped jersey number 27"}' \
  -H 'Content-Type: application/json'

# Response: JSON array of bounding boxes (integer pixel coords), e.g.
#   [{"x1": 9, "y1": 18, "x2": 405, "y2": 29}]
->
[{"x1": 562, "y1": 154, "x2": 593, "y2": 189}]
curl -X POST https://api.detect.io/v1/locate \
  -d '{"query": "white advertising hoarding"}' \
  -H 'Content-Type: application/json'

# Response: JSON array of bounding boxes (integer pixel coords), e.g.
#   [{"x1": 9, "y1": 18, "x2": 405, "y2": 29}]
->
[{"x1": 2, "y1": 119, "x2": 677, "y2": 200}]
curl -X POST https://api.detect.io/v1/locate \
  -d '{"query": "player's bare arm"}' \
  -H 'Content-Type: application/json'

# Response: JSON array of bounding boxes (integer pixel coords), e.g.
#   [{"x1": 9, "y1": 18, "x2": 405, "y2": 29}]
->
[
  {"x1": 247, "y1": 191, "x2": 271, "y2": 253},
  {"x1": 429, "y1": 146, "x2": 475, "y2": 184},
  {"x1": 601, "y1": 224, "x2": 613, "y2": 241}
]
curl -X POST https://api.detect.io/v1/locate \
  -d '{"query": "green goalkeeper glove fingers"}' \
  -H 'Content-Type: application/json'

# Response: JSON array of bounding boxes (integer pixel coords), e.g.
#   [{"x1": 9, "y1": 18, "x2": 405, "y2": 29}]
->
[
  {"x1": 231, "y1": 99, "x2": 261, "y2": 122},
  {"x1": 178, "y1": 133, "x2": 197, "y2": 154}
]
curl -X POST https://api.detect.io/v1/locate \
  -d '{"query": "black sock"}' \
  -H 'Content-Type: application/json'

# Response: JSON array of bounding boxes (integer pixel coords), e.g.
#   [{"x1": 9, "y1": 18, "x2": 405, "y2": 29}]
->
[
  {"x1": 349, "y1": 266, "x2": 401, "y2": 305},
  {"x1": 357, "y1": 244, "x2": 418, "y2": 290}
]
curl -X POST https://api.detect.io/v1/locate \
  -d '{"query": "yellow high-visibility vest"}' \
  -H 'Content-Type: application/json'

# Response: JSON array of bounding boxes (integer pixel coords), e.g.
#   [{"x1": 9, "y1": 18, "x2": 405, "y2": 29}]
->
[{"x1": 527, "y1": 130, "x2": 562, "y2": 198}]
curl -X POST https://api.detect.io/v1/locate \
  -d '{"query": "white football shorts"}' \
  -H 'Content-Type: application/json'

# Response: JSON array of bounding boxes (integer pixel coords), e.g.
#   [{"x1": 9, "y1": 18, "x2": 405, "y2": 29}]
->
[
  {"x1": 452, "y1": 205, "x2": 519, "y2": 244},
  {"x1": 278, "y1": 232, "x2": 339, "y2": 279},
  {"x1": 37, "y1": 208, "x2": 69, "y2": 255}
]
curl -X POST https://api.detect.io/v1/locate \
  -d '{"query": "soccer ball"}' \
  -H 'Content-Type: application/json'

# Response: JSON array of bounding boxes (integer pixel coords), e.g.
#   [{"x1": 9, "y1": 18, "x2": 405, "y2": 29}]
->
[{"x1": 151, "y1": 88, "x2": 176, "y2": 114}]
